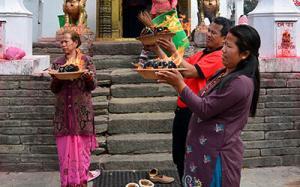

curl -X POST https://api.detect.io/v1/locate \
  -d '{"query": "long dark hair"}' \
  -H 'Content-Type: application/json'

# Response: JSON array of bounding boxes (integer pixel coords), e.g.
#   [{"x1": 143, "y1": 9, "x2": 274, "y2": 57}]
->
[{"x1": 216, "y1": 25, "x2": 261, "y2": 117}]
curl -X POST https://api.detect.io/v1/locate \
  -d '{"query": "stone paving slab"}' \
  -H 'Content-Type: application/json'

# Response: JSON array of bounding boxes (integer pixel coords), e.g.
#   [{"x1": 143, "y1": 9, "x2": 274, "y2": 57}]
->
[{"x1": 0, "y1": 166, "x2": 299, "y2": 187}]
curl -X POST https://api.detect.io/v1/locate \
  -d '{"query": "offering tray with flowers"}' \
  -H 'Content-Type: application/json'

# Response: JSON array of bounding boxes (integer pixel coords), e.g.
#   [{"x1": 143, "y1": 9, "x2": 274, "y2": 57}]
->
[
  {"x1": 48, "y1": 53, "x2": 87, "y2": 80},
  {"x1": 137, "y1": 11, "x2": 175, "y2": 46},
  {"x1": 48, "y1": 64, "x2": 85, "y2": 80},
  {"x1": 136, "y1": 27, "x2": 175, "y2": 46},
  {"x1": 134, "y1": 53, "x2": 187, "y2": 80}
]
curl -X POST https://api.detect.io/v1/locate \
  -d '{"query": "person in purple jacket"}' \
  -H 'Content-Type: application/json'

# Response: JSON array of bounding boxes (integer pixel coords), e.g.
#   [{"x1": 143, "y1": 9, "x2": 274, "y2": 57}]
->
[
  {"x1": 50, "y1": 30, "x2": 98, "y2": 187},
  {"x1": 156, "y1": 24, "x2": 261, "y2": 187}
]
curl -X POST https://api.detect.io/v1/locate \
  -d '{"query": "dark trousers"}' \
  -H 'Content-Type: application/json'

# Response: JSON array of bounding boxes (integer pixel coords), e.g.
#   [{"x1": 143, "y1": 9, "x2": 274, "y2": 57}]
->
[{"x1": 172, "y1": 106, "x2": 192, "y2": 182}]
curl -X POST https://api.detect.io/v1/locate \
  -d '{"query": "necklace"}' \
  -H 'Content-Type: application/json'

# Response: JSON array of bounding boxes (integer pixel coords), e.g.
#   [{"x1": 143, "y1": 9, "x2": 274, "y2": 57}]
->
[{"x1": 200, "y1": 72, "x2": 226, "y2": 97}]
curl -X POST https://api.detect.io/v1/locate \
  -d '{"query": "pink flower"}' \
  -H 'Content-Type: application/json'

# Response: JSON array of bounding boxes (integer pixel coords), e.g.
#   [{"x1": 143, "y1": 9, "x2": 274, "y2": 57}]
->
[
  {"x1": 238, "y1": 15, "x2": 248, "y2": 25},
  {"x1": 4, "y1": 47, "x2": 26, "y2": 60},
  {"x1": 151, "y1": 0, "x2": 177, "y2": 16}
]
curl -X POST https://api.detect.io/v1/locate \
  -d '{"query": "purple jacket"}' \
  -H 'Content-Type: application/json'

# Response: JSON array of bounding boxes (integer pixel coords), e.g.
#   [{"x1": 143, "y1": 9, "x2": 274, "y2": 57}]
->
[
  {"x1": 50, "y1": 55, "x2": 97, "y2": 136},
  {"x1": 180, "y1": 75, "x2": 254, "y2": 187}
]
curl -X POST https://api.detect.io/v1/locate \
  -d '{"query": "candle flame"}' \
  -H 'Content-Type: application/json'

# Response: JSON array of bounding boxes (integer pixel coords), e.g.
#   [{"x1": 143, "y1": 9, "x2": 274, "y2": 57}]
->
[{"x1": 64, "y1": 49, "x2": 84, "y2": 71}]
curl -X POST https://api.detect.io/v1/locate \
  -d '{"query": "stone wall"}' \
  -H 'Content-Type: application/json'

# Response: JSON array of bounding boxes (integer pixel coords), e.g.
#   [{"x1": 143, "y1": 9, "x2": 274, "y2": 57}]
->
[
  {"x1": 243, "y1": 72, "x2": 300, "y2": 167},
  {"x1": 241, "y1": 58, "x2": 300, "y2": 167},
  {"x1": 0, "y1": 75, "x2": 57, "y2": 171}
]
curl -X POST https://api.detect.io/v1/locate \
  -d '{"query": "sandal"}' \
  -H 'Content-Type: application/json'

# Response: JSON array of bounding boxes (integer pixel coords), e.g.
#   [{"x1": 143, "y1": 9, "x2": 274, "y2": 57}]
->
[
  {"x1": 148, "y1": 168, "x2": 174, "y2": 184},
  {"x1": 139, "y1": 179, "x2": 154, "y2": 187},
  {"x1": 87, "y1": 169, "x2": 101, "y2": 182},
  {"x1": 149, "y1": 168, "x2": 159, "y2": 178},
  {"x1": 125, "y1": 182, "x2": 139, "y2": 187},
  {"x1": 150, "y1": 174, "x2": 174, "y2": 184}
]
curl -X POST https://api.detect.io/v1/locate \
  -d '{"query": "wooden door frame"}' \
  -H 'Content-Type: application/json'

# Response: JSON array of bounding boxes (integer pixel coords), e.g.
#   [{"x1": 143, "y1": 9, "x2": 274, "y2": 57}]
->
[
  {"x1": 111, "y1": 0, "x2": 122, "y2": 38},
  {"x1": 96, "y1": 0, "x2": 122, "y2": 39}
]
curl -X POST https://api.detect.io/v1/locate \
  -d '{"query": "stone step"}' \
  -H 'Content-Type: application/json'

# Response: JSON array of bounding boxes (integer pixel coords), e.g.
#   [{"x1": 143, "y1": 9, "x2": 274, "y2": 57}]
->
[
  {"x1": 92, "y1": 87, "x2": 110, "y2": 97},
  {"x1": 93, "y1": 96, "x2": 107, "y2": 102},
  {"x1": 4, "y1": 112, "x2": 54, "y2": 120},
  {"x1": 107, "y1": 133, "x2": 172, "y2": 154},
  {"x1": 92, "y1": 153, "x2": 175, "y2": 170},
  {"x1": 93, "y1": 55, "x2": 138, "y2": 69},
  {"x1": 93, "y1": 96, "x2": 109, "y2": 111},
  {"x1": 92, "y1": 135, "x2": 107, "y2": 155},
  {"x1": 0, "y1": 106, "x2": 54, "y2": 113},
  {"x1": 33, "y1": 41, "x2": 143, "y2": 56},
  {"x1": 95, "y1": 69, "x2": 112, "y2": 86},
  {"x1": 0, "y1": 90, "x2": 53, "y2": 98},
  {"x1": 108, "y1": 112, "x2": 174, "y2": 134},
  {"x1": 0, "y1": 97, "x2": 55, "y2": 106},
  {"x1": 93, "y1": 101, "x2": 108, "y2": 111},
  {"x1": 97, "y1": 80, "x2": 111, "y2": 87},
  {"x1": 95, "y1": 69, "x2": 112, "y2": 81},
  {"x1": 94, "y1": 109, "x2": 108, "y2": 116},
  {"x1": 109, "y1": 96, "x2": 177, "y2": 113},
  {"x1": 111, "y1": 68, "x2": 155, "y2": 84},
  {"x1": 0, "y1": 120, "x2": 53, "y2": 127},
  {"x1": 95, "y1": 115, "x2": 108, "y2": 134},
  {"x1": 111, "y1": 83, "x2": 176, "y2": 98},
  {"x1": 92, "y1": 41, "x2": 142, "y2": 55},
  {"x1": 92, "y1": 147, "x2": 106, "y2": 156}
]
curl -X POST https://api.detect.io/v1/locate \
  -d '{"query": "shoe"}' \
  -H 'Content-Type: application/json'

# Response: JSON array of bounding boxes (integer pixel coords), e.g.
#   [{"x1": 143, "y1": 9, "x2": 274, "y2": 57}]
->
[
  {"x1": 125, "y1": 182, "x2": 139, "y2": 187},
  {"x1": 138, "y1": 179, "x2": 154, "y2": 187},
  {"x1": 149, "y1": 168, "x2": 159, "y2": 178},
  {"x1": 150, "y1": 174, "x2": 175, "y2": 184},
  {"x1": 87, "y1": 169, "x2": 101, "y2": 182},
  {"x1": 148, "y1": 168, "x2": 175, "y2": 184}
]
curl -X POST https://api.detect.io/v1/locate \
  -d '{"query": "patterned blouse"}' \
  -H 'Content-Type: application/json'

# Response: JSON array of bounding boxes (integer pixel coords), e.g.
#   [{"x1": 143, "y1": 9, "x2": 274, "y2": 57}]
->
[
  {"x1": 180, "y1": 73, "x2": 254, "y2": 187},
  {"x1": 50, "y1": 55, "x2": 97, "y2": 136}
]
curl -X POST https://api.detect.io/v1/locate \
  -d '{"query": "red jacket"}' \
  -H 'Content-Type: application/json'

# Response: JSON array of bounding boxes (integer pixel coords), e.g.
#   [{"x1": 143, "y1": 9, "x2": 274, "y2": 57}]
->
[{"x1": 177, "y1": 48, "x2": 224, "y2": 108}]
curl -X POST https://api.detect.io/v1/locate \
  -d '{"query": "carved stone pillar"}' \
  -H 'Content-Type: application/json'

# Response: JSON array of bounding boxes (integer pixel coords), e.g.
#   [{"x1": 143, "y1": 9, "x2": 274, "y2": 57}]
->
[{"x1": 248, "y1": 0, "x2": 300, "y2": 57}]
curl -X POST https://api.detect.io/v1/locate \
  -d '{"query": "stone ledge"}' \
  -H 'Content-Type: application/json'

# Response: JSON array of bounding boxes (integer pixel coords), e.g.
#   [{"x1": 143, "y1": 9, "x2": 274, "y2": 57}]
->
[
  {"x1": 0, "y1": 55, "x2": 50, "y2": 75},
  {"x1": 260, "y1": 57, "x2": 300, "y2": 72}
]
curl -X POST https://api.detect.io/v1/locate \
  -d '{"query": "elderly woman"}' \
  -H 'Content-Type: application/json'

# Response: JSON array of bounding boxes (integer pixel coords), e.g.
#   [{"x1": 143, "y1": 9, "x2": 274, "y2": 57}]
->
[
  {"x1": 50, "y1": 30, "x2": 97, "y2": 187},
  {"x1": 156, "y1": 25, "x2": 261, "y2": 187}
]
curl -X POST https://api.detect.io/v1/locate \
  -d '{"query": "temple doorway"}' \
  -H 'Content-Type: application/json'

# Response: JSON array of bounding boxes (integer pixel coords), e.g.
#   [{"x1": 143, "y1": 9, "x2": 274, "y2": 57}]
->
[
  {"x1": 122, "y1": 0, "x2": 152, "y2": 38},
  {"x1": 96, "y1": 0, "x2": 189, "y2": 39}
]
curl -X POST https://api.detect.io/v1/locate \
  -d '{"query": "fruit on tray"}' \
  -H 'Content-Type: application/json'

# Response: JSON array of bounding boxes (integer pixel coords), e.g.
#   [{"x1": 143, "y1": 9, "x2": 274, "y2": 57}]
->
[
  {"x1": 141, "y1": 59, "x2": 177, "y2": 69},
  {"x1": 58, "y1": 64, "x2": 79, "y2": 72}
]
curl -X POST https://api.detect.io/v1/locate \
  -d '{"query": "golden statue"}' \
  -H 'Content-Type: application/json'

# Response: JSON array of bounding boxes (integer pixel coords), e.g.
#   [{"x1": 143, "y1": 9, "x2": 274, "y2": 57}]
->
[
  {"x1": 63, "y1": 0, "x2": 87, "y2": 27},
  {"x1": 197, "y1": 0, "x2": 220, "y2": 23},
  {"x1": 57, "y1": 0, "x2": 94, "y2": 56}
]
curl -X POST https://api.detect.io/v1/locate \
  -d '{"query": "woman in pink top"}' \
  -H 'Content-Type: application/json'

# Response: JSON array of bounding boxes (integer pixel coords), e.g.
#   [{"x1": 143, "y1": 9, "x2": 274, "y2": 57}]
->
[{"x1": 151, "y1": 0, "x2": 177, "y2": 17}]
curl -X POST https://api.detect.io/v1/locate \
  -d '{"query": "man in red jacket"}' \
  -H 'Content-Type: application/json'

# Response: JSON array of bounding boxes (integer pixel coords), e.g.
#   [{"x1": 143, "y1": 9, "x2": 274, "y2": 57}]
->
[{"x1": 154, "y1": 17, "x2": 231, "y2": 180}]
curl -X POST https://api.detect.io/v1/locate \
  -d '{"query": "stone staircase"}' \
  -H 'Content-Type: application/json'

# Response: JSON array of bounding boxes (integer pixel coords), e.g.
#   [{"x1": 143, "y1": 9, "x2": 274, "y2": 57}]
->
[
  {"x1": 91, "y1": 58, "x2": 178, "y2": 170},
  {"x1": 35, "y1": 41, "x2": 179, "y2": 170}
]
